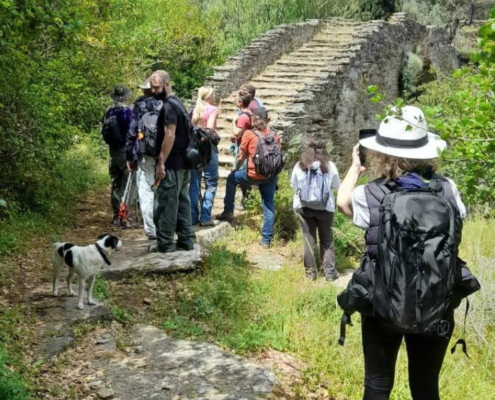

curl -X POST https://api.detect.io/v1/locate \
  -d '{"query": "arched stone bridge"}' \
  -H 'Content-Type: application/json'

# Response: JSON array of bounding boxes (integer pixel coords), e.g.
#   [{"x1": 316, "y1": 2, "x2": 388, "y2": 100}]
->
[{"x1": 201, "y1": 12, "x2": 459, "y2": 177}]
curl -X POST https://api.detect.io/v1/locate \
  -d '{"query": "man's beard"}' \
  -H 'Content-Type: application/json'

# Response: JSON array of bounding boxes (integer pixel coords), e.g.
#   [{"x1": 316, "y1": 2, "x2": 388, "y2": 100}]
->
[{"x1": 154, "y1": 89, "x2": 166, "y2": 100}]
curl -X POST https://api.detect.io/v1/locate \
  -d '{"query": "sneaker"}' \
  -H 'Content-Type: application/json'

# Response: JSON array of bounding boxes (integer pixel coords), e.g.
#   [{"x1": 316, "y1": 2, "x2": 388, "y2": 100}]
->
[
  {"x1": 305, "y1": 270, "x2": 317, "y2": 281},
  {"x1": 199, "y1": 220, "x2": 215, "y2": 227},
  {"x1": 325, "y1": 272, "x2": 340, "y2": 281},
  {"x1": 216, "y1": 212, "x2": 234, "y2": 223},
  {"x1": 259, "y1": 240, "x2": 271, "y2": 249}
]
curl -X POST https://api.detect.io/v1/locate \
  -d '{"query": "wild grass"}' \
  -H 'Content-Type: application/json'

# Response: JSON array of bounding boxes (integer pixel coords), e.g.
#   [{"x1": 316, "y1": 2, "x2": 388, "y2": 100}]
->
[
  {"x1": 0, "y1": 138, "x2": 107, "y2": 259},
  {"x1": 154, "y1": 214, "x2": 494, "y2": 399}
]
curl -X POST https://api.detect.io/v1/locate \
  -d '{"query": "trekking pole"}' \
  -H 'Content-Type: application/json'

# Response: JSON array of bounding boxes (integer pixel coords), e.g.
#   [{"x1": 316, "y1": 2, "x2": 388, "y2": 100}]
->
[{"x1": 118, "y1": 170, "x2": 134, "y2": 225}]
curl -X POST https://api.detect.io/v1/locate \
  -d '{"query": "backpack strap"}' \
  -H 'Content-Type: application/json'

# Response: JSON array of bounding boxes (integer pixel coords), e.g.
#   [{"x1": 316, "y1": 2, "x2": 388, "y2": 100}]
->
[
  {"x1": 364, "y1": 180, "x2": 393, "y2": 227},
  {"x1": 166, "y1": 97, "x2": 192, "y2": 128},
  {"x1": 451, "y1": 298, "x2": 471, "y2": 358},
  {"x1": 338, "y1": 313, "x2": 353, "y2": 346}
]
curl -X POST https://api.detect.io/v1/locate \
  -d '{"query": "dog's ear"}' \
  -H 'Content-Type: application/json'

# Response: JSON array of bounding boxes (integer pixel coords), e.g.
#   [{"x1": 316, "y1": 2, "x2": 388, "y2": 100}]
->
[
  {"x1": 98, "y1": 234, "x2": 109, "y2": 240},
  {"x1": 104, "y1": 235, "x2": 120, "y2": 250}
]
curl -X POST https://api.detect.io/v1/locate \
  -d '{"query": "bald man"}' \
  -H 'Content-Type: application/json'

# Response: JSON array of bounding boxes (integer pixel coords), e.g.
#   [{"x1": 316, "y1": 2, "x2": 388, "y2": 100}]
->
[{"x1": 148, "y1": 70, "x2": 195, "y2": 253}]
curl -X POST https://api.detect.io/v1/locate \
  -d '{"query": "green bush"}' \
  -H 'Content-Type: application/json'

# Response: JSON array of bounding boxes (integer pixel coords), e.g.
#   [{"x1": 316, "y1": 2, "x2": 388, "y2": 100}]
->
[
  {"x1": 243, "y1": 172, "x2": 299, "y2": 242},
  {"x1": 0, "y1": 352, "x2": 29, "y2": 400},
  {"x1": 401, "y1": 52, "x2": 424, "y2": 97}
]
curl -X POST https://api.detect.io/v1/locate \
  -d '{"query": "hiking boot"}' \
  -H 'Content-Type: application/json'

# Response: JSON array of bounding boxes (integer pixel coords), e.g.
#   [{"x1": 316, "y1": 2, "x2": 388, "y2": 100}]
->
[
  {"x1": 176, "y1": 242, "x2": 195, "y2": 251},
  {"x1": 199, "y1": 220, "x2": 215, "y2": 227},
  {"x1": 147, "y1": 235, "x2": 157, "y2": 241},
  {"x1": 112, "y1": 215, "x2": 120, "y2": 226},
  {"x1": 216, "y1": 212, "x2": 234, "y2": 223},
  {"x1": 148, "y1": 243, "x2": 176, "y2": 253},
  {"x1": 120, "y1": 219, "x2": 131, "y2": 229}
]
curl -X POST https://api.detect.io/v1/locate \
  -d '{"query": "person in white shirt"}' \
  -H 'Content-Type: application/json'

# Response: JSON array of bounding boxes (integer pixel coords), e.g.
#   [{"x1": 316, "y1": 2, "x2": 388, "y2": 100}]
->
[{"x1": 291, "y1": 140, "x2": 340, "y2": 281}]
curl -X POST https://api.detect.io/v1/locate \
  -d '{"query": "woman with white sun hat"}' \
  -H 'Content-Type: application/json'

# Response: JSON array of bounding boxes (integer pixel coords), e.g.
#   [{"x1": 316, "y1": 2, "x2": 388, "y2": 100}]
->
[{"x1": 337, "y1": 105, "x2": 467, "y2": 400}]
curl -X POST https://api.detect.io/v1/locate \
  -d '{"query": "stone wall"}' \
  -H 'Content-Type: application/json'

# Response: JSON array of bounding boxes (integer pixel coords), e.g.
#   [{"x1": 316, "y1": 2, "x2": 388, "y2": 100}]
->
[{"x1": 204, "y1": 20, "x2": 323, "y2": 100}]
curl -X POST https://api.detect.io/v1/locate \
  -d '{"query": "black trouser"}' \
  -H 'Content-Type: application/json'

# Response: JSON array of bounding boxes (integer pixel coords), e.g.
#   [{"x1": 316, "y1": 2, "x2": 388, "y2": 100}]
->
[
  {"x1": 297, "y1": 208, "x2": 337, "y2": 279},
  {"x1": 362, "y1": 316, "x2": 454, "y2": 400}
]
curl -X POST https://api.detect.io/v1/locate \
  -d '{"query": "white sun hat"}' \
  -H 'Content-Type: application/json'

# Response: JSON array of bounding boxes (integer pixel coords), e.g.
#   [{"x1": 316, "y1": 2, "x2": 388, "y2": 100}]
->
[{"x1": 359, "y1": 105, "x2": 447, "y2": 159}]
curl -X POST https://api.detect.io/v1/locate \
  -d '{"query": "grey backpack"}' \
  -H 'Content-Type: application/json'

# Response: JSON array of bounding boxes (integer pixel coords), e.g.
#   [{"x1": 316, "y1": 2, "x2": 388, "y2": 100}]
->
[{"x1": 298, "y1": 167, "x2": 330, "y2": 210}]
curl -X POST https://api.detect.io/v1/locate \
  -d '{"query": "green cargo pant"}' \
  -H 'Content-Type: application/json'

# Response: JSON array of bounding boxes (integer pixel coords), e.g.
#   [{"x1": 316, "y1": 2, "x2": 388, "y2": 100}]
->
[
  {"x1": 109, "y1": 147, "x2": 129, "y2": 216},
  {"x1": 153, "y1": 169, "x2": 195, "y2": 252}
]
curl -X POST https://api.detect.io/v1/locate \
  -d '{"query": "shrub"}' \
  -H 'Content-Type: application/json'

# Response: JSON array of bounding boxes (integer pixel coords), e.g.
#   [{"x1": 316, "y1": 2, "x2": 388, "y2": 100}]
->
[{"x1": 401, "y1": 52, "x2": 424, "y2": 97}]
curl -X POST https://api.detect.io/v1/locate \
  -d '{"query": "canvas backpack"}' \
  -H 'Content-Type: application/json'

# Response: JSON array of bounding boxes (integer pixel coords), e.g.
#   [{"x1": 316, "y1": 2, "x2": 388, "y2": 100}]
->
[
  {"x1": 337, "y1": 177, "x2": 480, "y2": 353},
  {"x1": 101, "y1": 106, "x2": 126, "y2": 149},
  {"x1": 167, "y1": 97, "x2": 212, "y2": 170},
  {"x1": 137, "y1": 99, "x2": 162, "y2": 156},
  {"x1": 252, "y1": 129, "x2": 283, "y2": 179},
  {"x1": 298, "y1": 166, "x2": 330, "y2": 210}
]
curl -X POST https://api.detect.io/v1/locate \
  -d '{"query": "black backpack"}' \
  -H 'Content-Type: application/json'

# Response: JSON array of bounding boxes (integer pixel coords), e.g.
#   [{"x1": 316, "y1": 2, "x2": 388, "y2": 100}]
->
[
  {"x1": 137, "y1": 99, "x2": 162, "y2": 156},
  {"x1": 337, "y1": 177, "x2": 480, "y2": 350},
  {"x1": 252, "y1": 129, "x2": 283, "y2": 179},
  {"x1": 167, "y1": 97, "x2": 212, "y2": 171},
  {"x1": 101, "y1": 106, "x2": 127, "y2": 149}
]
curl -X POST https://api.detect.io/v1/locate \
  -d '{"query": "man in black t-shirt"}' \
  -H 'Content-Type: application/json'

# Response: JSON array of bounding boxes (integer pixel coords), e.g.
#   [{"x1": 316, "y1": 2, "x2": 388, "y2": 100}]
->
[{"x1": 148, "y1": 70, "x2": 195, "y2": 253}]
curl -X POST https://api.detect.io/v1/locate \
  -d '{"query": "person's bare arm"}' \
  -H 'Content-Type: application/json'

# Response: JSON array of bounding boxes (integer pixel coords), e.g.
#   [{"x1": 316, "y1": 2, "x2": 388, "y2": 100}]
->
[
  {"x1": 336, "y1": 144, "x2": 365, "y2": 217},
  {"x1": 156, "y1": 124, "x2": 176, "y2": 180}
]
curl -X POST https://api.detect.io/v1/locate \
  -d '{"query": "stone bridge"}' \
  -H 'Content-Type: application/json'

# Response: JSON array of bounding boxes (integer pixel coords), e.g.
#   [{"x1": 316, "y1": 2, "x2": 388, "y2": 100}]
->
[{"x1": 201, "y1": 12, "x2": 459, "y2": 176}]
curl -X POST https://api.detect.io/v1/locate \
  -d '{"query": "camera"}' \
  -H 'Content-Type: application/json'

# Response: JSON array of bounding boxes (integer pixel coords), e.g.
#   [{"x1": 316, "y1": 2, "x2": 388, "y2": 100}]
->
[{"x1": 359, "y1": 129, "x2": 377, "y2": 166}]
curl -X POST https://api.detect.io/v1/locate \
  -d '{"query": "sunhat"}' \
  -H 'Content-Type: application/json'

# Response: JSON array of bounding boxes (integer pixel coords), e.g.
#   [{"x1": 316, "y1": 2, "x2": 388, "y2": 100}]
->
[
  {"x1": 139, "y1": 79, "x2": 151, "y2": 90},
  {"x1": 359, "y1": 105, "x2": 447, "y2": 159},
  {"x1": 110, "y1": 85, "x2": 132, "y2": 102}
]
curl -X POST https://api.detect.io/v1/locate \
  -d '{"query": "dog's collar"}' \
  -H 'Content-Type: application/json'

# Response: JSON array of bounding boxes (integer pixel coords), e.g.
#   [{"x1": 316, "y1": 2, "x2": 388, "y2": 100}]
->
[{"x1": 95, "y1": 243, "x2": 112, "y2": 266}]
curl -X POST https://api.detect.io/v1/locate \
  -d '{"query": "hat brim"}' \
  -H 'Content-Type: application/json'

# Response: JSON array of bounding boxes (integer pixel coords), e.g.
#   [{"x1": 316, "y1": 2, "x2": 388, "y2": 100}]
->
[
  {"x1": 110, "y1": 89, "x2": 132, "y2": 102},
  {"x1": 359, "y1": 132, "x2": 447, "y2": 159}
]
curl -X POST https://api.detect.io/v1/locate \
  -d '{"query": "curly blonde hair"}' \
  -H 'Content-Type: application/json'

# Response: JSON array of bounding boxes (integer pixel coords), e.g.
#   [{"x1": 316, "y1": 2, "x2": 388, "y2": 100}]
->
[{"x1": 367, "y1": 150, "x2": 438, "y2": 180}]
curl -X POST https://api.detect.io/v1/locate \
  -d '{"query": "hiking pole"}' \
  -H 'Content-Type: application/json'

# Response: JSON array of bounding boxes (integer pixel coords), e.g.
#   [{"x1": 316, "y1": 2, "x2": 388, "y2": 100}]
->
[{"x1": 118, "y1": 170, "x2": 134, "y2": 226}]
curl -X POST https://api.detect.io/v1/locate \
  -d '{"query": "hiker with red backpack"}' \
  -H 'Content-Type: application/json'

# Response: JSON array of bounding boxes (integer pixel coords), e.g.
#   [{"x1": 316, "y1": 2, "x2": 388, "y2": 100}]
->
[
  {"x1": 336, "y1": 105, "x2": 480, "y2": 400},
  {"x1": 218, "y1": 107, "x2": 284, "y2": 247},
  {"x1": 231, "y1": 90, "x2": 254, "y2": 209},
  {"x1": 291, "y1": 140, "x2": 340, "y2": 281},
  {"x1": 101, "y1": 85, "x2": 133, "y2": 226}
]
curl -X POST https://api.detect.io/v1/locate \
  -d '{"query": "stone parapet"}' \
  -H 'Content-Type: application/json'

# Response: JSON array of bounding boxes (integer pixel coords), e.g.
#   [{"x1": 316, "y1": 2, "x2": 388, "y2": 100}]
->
[{"x1": 204, "y1": 20, "x2": 323, "y2": 100}]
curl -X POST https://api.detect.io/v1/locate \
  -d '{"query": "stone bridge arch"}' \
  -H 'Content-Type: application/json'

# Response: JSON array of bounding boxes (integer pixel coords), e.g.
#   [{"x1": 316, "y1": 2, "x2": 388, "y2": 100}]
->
[{"x1": 201, "y1": 12, "x2": 459, "y2": 175}]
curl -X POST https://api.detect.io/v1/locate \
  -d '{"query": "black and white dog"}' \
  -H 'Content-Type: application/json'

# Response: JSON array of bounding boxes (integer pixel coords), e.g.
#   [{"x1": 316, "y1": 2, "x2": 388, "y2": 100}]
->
[{"x1": 52, "y1": 234, "x2": 122, "y2": 309}]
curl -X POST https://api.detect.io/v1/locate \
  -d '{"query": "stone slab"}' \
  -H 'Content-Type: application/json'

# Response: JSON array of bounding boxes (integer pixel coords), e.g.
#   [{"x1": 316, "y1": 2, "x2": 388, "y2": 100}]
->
[
  {"x1": 92, "y1": 325, "x2": 279, "y2": 400},
  {"x1": 102, "y1": 223, "x2": 233, "y2": 280}
]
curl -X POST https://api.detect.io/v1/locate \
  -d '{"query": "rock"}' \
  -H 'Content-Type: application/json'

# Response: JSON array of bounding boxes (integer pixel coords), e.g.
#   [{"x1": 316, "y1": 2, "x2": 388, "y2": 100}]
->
[
  {"x1": 89, "y1": 381, "x2": 103, "y2": 389},
  {"x1": 143, "y1": 298, "x2": 152, "y2": 305},
  {"x1": 41, "y1": 336, "x2": 75, "y2": 359},
  {"x1": 97, "y1": 388, "x2": 115, "y2": 399},
  {"x1": 81, "y1": 368, "x2": 96, "y2": 375},
  {"x1": 92, "y1": 325, "x2": 279, "y2": 400},
  {"x1": 96, "y1": 338, "x2": 110, "y2": 345}
]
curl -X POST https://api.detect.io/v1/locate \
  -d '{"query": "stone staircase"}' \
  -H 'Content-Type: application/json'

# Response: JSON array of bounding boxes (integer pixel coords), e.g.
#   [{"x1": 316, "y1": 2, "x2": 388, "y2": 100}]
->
[{"x1": 213, "y1": 20, "x2": 367, "y2": 181}]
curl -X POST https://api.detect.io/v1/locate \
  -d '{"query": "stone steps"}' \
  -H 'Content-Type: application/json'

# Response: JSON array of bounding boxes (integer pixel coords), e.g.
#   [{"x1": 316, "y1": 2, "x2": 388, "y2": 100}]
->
[{"x1": 211, "y1": 20, "x2": 365, "y2": 188}]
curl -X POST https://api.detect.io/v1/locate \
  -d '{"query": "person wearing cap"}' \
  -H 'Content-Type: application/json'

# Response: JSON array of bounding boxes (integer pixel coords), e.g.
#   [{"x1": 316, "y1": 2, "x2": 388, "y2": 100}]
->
[
  {"x1": 337, "y1": 105, "x2": 466, "y2": 400},
  {"x1": 126, "y1": 78, "x2": 161, "y2": 240},
  {"x1": 103, "y1": 85, "x2": 133, "y2": 226},
  {"x1": 218, "y1": 107, "x2": 281, "y2": 248}
]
